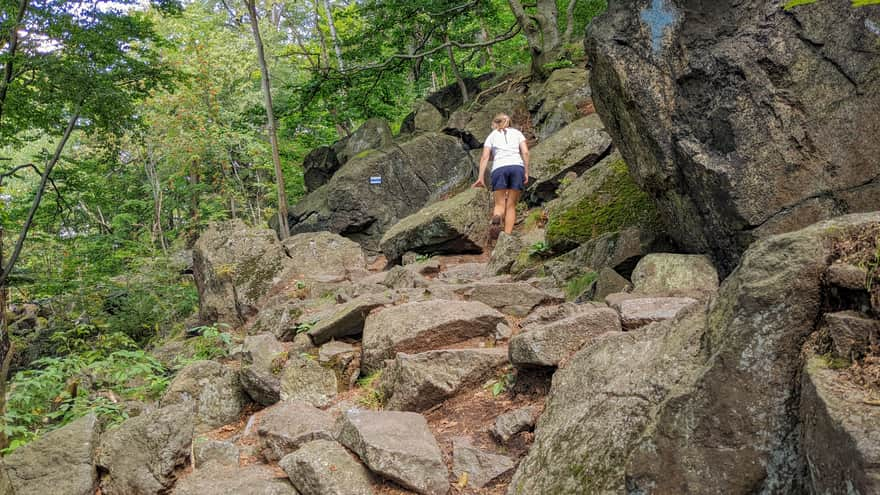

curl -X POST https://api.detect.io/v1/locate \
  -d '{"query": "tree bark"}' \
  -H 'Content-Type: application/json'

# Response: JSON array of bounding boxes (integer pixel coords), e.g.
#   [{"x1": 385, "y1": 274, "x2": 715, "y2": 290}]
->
[
  {"x1": 563, "y1": 0, "x2": 577, "y2": 45},
  {"x1": 322, "y1": 0, "x2": 344, "y2": 71},
  {"x1": 246, "y1": 0, "x2": 290, "y2": 239},
  {"x1": 313, "y1": 0, "x2": 331, "y2": 71},
  {"x1": 0, "y1": 111, "x2": 78, "y2": 288},
  {"x1": 444, "y1": 30, "x2": 468, "y2": 103},
  {"x1": 506, "y1": 0, "x2": 560, "y2": 78},
  {"x1": 0, "y1": 227, "x2": 12, "y2": 451},
  {"x1": 0, "y1": 0, "x2": 31, "y2": 127}
]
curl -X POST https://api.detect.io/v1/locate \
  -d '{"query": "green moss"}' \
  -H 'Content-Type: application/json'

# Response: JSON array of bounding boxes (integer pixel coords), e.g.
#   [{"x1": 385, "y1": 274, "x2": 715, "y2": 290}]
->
[
  {"x1": 820, "y1": 353, "x2": 851, "y2": 370},
  {"x1": 353, "y1": 149, "x2": 377, "y2": 160},
  {"x1": 546, "y1": 158, "x2": 658, "y2": 251},
  {"x1": 566, "y1": 271, "x2": 598, "y2": 300}
]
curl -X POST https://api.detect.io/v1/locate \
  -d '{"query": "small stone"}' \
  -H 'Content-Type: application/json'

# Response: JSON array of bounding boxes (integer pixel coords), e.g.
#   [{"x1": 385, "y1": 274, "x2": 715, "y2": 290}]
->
[
  {"x1": 492, "y1": 407, "x2": 536, "y2": 443},
  {"x1": 823, "y1": 311, "x2": 880, "y2": 361},
  {"x1": 280, "y1": 439, "x2": 373, "y2": 495},
  {"x1": 495, "y1": 323, "x2": 513, "y2": 340},
  {"x1": 606, "y1": 294, "x2": 699, "y2": 331},
  {"x1": 826, "y1": 263, "x2": 869, "y2": 291},
  {"x1": 452, "y1": 437, "x2": 515, "y2": 488},
  {"x1": 240, "y1": 333, "x2": 286, "y2": 406},
  {"x1": 318, "y1": 341, "x2": 356, "y2": 364}
]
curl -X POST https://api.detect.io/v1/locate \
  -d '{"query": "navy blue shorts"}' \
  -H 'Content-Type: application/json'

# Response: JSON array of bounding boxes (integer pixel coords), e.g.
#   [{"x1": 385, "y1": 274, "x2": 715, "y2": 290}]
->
[{"x1": 491, "y1": 166, "x2": 526, "y2": 191}]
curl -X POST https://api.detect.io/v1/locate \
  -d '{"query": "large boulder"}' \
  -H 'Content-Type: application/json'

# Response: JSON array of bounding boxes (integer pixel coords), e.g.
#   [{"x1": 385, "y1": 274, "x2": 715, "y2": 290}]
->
[
  {"x1": 380, "y1": 188, "x2": 491, "y2": 262},
  {"x1": 281, "y1": 231, "x2": 367, "y2": 282},
  {"x1": 382, "y1": 348, "x2": 509, "y2": 411},
  {"x1": 278, "y1": 354, "x2": 338, "y2": 407},
  {"x1": 193, "y1": 219, "x2": 291, "y2": 326},
  {"x1": 510, "y1": 213, "x2": 880, "y2": 494},
  {"x1": 509, "y1": 306, "x2": 622, "y2": 367},
  {"x1": 337, "y1": 409, "x2": 448, "y2": 495},
  {"x1": 425, "y1": 75, "x2": 492, "y2": 117},
  {"x1": 543, "y1": 152, "x2": 659, "y2": 253},
  {"x1": 544, "y1": 226, "x2": 666, "y2": 284},
  {"x1": 160, "y1": 360, "x2": 249, "y2": 433},
  {"x1": 280, "y1": 439, "x2": 374, "y2": 495},
  {"x1": 307, "y1": 293, "x2": 392, "y2": 345},
  {"x1": 2, "y1": 414, "x2": 99, "y2": 495},
  {"x1": 97, "y1": 404, "x2": 195, "y2": 495},
  {"x1": 173, "y1": 463, "x2": 297, "y2": 495},
  {"x1": 288, "y1": 133, "x2": 474, "y2": 252},
  {"x1": 799, "y1": 355, "x2": 880, "y2": 494},
  {"x1": 586, "y1": 0, "x2": 880, "y2": 274},
  {"x1": 630, "y1": 253, "x2": 719, "y2": 298},
  {"x1": 240, "y1": 333, "x2": 287, "y2": 406},
  {"x1": 332, "y1": 118, "x2": 393, "y2": 166},
  {"x1": 361, "y1": 300, "x2": 504, "y2": 374},
  {"x1": 257, "y1": 401, "x2": 335, "y2": 462},
  {"x1": 526, "y1": 114, "x2": 612, "y2": 203},
  {"x1": 446, "y1": 92, "x2": 529, "y2": 146},
  {"x1": 527, "y1": 67, "x2": 593, "y2": 140},
  {"x1": 303, "y1": 146, "x2": 341, "y2": 192},
  {"x1": 454, "y1": 281, "x2": 562, "y2": 317}
]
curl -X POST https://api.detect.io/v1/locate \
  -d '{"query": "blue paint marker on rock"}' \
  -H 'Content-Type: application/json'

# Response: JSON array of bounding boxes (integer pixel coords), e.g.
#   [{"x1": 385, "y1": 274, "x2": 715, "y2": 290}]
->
[
  {"x1": 370, "y1": 176, "x2": 382, "y2": 185},
  {"x1": 641, "y1": 0, "x2": 678, "y2": 54}
]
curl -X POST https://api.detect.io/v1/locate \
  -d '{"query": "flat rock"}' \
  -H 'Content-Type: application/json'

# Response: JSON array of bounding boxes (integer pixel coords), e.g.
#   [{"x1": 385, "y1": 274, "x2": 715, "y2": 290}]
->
[
  {"x1": 510, "y1": 306, "x2": 622, "y2": 367},
  {"x1": 280, "y1": 439, "x2": 373, "y2": 495},
  {"x1": 257, "y1": 401, "x2": 335, "y2": 462},
  {"x1": 826, "y1": 262, "x2": 868, "y2": 291},
  {"x1": 452, "y1": 437, "x2": 515, "y2": 489},
  {"x1": 630, "y1": 253, "x2": 719, "y2": 298},
  {"x1": 161, "y1": 360, "x2": 249, "y2": 433},
  {"x1": 307, "y1": 293, "x2": 392, "y2": 345},
  {"x1": 455, "y1": 282, "x2": 562, "y2": 317},
  {"x1": 606, "y1": 294, "x2": 699, "y2": 331},
  {"x1": 800, "y1": 355, "x2": 880, "y2": 494},
  {"x1": 281, "y1": 231, "x2": 367, "y2": 282},
  {"x1": 380, "y1": 188, "x2": 491, "y2": 263},
  {"x1": 240, "y1": 333, "x2": 287, "y2": 406},
  {"x1": 337, "y1": 409, "x2": 448, "y2": 495},
  {"x1": 438, "y1": 262, "x2": 491, "y2": 283},
  {"x1": 279, "y1": 355, "x2": 338, "y2": 407},
  {"x1": 361, "y1": 300, "x2": 504, "y2": 373},
  {"x1": 382, "y1": 348, "x2": 509, "y2": 411},
  {"x1": 491, "y1": 407, "x2": 537, "y2": 443},
  {"x1": 173, "y1": 463, "x2": 297, "y2": 495},
  {"x1": 381, "y1": 265, "x2": 428, "y2": 289},
  {"x1": 822, "y1": 311, "x2": 880, "y2": 361},
  {"x1": 3, "y1": 414, "x2": 99, "y2": 495},
  {"x1": 97, "y1": 404, "x2": 195, "y2": 495},
  {"x1": 192, "y1": 438, "x2": 239, "y2": 468},
  {"x1": 318, "y1": 340, "x2": 356, "y2": 363}
]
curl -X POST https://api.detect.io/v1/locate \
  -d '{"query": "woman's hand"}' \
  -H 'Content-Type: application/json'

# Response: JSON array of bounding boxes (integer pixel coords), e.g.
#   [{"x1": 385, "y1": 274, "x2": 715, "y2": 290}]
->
[
  {"x1": 523, "y1": 169, "x2": 529, "y2": 185},
  {"x1": 472, "y1": 178, "x2": 485, "y2": 188}
]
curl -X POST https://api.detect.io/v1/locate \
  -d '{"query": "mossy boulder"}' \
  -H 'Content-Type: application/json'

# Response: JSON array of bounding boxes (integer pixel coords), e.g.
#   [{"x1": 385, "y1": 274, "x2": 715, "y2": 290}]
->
[
  {"x1": 332, "y1": 117, "x2": 393, "y2": 166},
  {"x1": 379, "y1": 188, "x2": 491, "y2": 263},
  {"x1": 544, "y1": 152, "x2": 659, "y2": 253},
  {"x1": 527, "y1": 67, "x2": 592, "y2": 140}
]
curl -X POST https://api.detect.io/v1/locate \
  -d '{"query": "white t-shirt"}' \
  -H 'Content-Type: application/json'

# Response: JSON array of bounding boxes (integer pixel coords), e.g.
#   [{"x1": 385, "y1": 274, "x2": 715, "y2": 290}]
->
[{"x1": 484, "y1": 128, "x2": 525, "y2": 171}]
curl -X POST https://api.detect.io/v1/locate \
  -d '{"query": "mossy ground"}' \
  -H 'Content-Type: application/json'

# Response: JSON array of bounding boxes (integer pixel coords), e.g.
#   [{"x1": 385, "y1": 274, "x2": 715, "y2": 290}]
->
[{"x1": 546, "y1": 159, "x2": 658, "y2": 251}]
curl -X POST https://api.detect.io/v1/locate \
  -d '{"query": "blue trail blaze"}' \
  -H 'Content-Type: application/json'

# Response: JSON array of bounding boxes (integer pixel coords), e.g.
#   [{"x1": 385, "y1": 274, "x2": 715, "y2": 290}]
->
[{"x1": 640, "y1": 0, "x2": 678, "y2": 54}]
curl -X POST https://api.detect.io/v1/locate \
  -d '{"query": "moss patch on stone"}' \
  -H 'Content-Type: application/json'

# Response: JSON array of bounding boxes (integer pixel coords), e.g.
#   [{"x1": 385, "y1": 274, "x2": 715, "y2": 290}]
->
[{"x1": 546, "y1": 158, "x2": 658, "y2": 251}]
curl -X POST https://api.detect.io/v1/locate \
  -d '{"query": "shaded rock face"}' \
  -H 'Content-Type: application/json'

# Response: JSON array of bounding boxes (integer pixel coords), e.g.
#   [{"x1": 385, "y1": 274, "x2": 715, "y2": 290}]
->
[
  {"x1": 510, "y1": 213, "x2": 880, "y2": 494},
  {"x1": 193, "y1": 219, "x2": 291, "y2": 326},
  {"x1": 288, "y1": 133, "x2": 474, "y2": 252},
  {"x1": 332, "y1": 117, "x2": 393, "y2": 166},
  {"x1": 3, "y1": 414, "x2": 99, "y2": 495},
  {"x1": 526, "y1": 114, "x2": 612, "y2": 204},
  {"x1": 426, "y1": 75, "x2": 492, "y2": 117},
  {"x1": 97, "y1": 404, "x2": 195, "y2": 495},
  {"x1": 380, "y1": 188, "x2": 491, "y2": 262},
  {"x1": 527, "y1": 67, "x2": 593, "y2": 140},
  {"x1": 544, "y1": 226, "x2": 665, "y2": 284},
  {"x1": 586, "y1": 1, "x2": 880, "y2": 274},
  {"x1": 303, "y1": 146, "x2": 341, "y2": 192},
  {"x1": 800, "y1": 356, "x2": 880, "y2": 495},
  {"x1": 281, "y1": 231, "x2": 366, "y2": 282}
]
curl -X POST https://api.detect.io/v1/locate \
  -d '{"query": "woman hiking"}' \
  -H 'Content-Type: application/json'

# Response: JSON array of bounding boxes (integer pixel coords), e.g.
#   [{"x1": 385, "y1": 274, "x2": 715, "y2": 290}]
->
[{"x1": 472, "y1": 113, "x2": 530, "y2": 241}]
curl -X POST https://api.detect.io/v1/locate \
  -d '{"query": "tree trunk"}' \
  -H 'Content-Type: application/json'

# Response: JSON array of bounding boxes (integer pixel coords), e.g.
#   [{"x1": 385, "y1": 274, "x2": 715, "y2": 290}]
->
[
  {"x1": 246, "y1": 0, "x2": 290, "y2": 239},
  {"x1": 444, "y1": 31, "x2": 468, "y2": 103},
  {"x1": 563, "y1": 0, "x2": 577, "y2": 45},
  {"x1": 507, "y1": 0, "x2": 560, "y2": 78},
  {"x1": 323, "y1": 0, "x2": 344, "y2": 71},
  {"x1": 0, "y1": 0, "x2": 31, "y2": 127},
  {"x1": 0, "y1": 227, "x2": 13, "y2": 451},
  {"x1": 313, "y1": 0, "x2": 330, "y2": 71},
  {"x1": 144, "y1": 148, "x2": 167, "y2": 253}
]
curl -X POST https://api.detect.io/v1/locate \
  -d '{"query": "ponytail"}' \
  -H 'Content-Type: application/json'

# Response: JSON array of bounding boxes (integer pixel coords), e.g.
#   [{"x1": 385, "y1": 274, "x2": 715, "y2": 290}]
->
[{"x1": 492, "y1": 113, "x2": 511, "y2": 132}]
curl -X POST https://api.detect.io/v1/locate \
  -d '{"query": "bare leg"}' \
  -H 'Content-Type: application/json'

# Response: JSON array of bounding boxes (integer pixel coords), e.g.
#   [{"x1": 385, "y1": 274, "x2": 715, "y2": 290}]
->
[
  {"x1": 504, "y1": 189, "x2": 521, "y2": 234},
  {"x1": 492, "y1": 190, "x2": 508, "y2": 220}
]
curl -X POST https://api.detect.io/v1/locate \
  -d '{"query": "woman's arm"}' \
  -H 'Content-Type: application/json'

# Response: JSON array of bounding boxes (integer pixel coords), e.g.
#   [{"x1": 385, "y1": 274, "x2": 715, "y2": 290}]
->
[
  {"x1": 519, "y1": 140, "x2": 530, "y2": 184},
  {"x1": 473, "y1": 145, "x2": 492, "y2": 188}
]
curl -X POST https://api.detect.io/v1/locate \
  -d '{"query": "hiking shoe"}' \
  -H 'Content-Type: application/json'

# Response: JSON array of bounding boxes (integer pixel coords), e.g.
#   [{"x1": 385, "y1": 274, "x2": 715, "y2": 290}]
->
[{"x1": 488, "y1": 215, "x2": 502, "y2": 242}]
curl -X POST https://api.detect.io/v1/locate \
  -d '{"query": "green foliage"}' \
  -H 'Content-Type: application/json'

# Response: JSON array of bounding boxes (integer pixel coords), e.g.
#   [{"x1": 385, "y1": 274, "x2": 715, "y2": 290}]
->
[
  {"x1": 528, "y1": 241, "x2": 551, "y2": 258},
  {"x1": 356, "y1": 371, "x2": 385, "y2": 409},
  {"x1": 186, "y1": 324, "x2": 233, "y2": 361},
  {"x1": 545, "y1": 159, "x2": 659, "y2": 251},
  {"x1": 483, "y1": 367, "x2": 515, "y2": 397},
  {"x1": 566, "y1": 271, "x2": 598, "y2": 300}
]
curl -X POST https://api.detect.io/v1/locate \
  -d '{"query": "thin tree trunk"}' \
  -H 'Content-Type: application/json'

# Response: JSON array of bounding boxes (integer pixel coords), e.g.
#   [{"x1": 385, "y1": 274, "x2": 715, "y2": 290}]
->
[
  {"x1": 313, "y1": 0, "x2": 330, "y2": 70},
  {"x1": 246, "y1": 0, "x2": 290, "y2": 239},
  {"x1": 563, "y1": 0, "x2": 577, "y2": 45},
  {"x1": 0, "y1": 227, "x2": 13, "y2": 451},
  {"x1": 444, "y1": 31, "x2": 468, "y2": 103},
  {"x1": 0, "y1": 111, "x2": 78, "y2": 288},
  {"x1": 0, "y1": 0, "x2": 30, "y2": 128},
  {"x1": 144, "y1": 149, "x2": 167, "y2": 253},
  {"x1": 323, "y1": 0, "x2": 344, "y2": 71}
]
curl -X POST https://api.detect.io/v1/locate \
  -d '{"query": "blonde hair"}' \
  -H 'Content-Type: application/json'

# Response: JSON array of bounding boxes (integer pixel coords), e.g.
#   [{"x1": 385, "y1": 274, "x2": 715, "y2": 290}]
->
[{"x1": 491, "y1": 113, "x2": 511, "y2": 131}]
